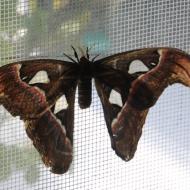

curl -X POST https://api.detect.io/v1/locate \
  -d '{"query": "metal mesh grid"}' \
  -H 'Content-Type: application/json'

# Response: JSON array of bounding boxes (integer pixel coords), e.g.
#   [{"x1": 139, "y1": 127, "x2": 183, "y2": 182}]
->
[{"x1": 0, "y1": 0, "x2": 190, "y2": 189}]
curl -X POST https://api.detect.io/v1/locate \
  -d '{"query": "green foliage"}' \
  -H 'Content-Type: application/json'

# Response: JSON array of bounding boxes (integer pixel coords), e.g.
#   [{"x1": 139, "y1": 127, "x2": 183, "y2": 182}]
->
[{"x1": 0, "y1": 0, "x2": 109, "y2": 63}]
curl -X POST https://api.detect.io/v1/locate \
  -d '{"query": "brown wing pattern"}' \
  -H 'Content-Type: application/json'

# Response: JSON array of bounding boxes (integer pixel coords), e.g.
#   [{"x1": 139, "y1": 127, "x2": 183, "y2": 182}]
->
[
  {"x1": 1, "y1": 47, "x2": 190, "y2": 174},
  {"x1": 0, "y1": 59, "x2": 77, "y2": 174},
  {"x1": 0, "y1": 64, "x2": 48, "y2": 119},
  {"x1": 25, "y1": 87, "x2": 76, "y2": 174},
  {"x1": 95, "y1": 47, "x2": 190, "y2": 161}
]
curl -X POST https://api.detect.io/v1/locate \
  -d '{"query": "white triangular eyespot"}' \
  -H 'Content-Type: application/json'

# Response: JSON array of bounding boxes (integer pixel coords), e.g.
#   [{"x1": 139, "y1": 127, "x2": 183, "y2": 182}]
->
[
  {"x1": 109, "y1": 90, "x2": 123, "y2": 107},
  {"x1": 29, "y1": 70, "x2": 50, "y2": 84},
  {"x1": 129, "y1": 60, "x2": 149, "y2": 74},
  {"x1": 54, "y1": 95, "x2": 68, "y2": 114}
]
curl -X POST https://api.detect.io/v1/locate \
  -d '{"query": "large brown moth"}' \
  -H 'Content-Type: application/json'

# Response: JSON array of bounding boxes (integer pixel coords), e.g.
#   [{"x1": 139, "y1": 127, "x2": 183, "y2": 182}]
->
[{"x1": 0, "y1": 47, "x2": 190, "y2": 174}]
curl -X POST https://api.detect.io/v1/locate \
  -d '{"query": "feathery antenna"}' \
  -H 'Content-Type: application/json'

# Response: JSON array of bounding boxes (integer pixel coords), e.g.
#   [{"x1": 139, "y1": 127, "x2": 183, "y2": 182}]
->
[{"x1": 71, "y1": 46, "x2": 80, "y2": 62}]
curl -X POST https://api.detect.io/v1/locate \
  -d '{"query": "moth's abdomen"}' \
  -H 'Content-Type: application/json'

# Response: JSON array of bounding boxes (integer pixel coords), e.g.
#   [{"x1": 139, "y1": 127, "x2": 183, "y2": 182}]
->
[{"x1": 78, "y1": 78, "x2": 92, "y2": 109}]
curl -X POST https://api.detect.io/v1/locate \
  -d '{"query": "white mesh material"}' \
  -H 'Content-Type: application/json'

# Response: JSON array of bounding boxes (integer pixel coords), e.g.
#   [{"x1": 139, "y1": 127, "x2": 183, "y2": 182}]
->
[{"x1": 0, "y1": 0, "x2": 190, "y2": 189}]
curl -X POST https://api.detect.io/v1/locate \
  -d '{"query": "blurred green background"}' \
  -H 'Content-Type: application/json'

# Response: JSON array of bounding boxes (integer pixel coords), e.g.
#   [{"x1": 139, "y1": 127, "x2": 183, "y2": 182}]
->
[{"x1": 0, "y1": 0, "x2": 109, "y2": 66}]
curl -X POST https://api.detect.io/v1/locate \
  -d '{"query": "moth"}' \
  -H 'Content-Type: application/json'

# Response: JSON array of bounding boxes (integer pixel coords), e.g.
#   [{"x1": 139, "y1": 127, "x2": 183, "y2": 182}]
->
[{"x1": 0, "y1": 47, "x2": 190, "y2": 174}]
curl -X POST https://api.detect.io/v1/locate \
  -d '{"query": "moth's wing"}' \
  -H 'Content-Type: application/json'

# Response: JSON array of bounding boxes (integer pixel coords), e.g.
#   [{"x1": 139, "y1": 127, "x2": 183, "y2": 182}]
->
[
  {"x1": 94, "y1": 47, "x2": 160, "y2": 104},
  {"x1": 94, "y1": 48, "x2": 169, "y2": 160},
  {"x1": 0, "y1": 59, "x2": 77, "y2": 119},
  {"x1": 0, "y1": 59, "x2": 78, "y2": 174},
  {"x1": 25, "y1": 86, "x2": 76, "y2": 174},
  {"x1": 94, "y1": 69, "x2": 134, "y2": 146},
  {"x1": 111, "y1": 48, "x2": 190, "y2": 161},
  {"x1": 94, "y1": 47, "x2": 190, "y2": 161}
]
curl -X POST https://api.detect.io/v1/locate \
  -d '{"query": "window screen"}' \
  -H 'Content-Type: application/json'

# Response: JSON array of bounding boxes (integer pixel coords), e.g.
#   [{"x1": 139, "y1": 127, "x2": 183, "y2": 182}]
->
[{"x1": 0, "y1": 0, "x2": 190, "y2": 189}]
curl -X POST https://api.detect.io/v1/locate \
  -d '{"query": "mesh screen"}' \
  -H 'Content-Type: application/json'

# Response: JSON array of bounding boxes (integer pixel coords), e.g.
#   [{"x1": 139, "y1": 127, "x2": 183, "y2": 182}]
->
[{"x1": 0, "y1": 0, "x2": 190, "y2": 189}]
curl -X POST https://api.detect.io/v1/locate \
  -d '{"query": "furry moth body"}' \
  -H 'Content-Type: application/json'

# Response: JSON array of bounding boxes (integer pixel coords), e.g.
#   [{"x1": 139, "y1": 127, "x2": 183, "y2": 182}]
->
[{"x1": 0, "y1": 47, "x2": 190, "y2": 174}]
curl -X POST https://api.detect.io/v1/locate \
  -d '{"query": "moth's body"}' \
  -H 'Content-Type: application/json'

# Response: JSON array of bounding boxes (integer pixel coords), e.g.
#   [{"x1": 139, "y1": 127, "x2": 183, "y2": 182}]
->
[
  {"x1": 0, "y1": 47, "x2": 190, "y2": 174},
  {"x1": 77, "y1": 56, "x2": 93, "y2": 109}
]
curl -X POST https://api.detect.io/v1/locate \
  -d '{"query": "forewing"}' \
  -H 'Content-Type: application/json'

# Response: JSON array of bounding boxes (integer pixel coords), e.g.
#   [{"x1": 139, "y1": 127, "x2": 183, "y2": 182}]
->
[
  {"x1": 0, "y1": 59, "x2": 78, "y2": 173},
  {"x1": 0, "y1": 59, "x2": 77, "y2": 118},
  {"x1": 94, "y1": 48, "x2": 160, "y2": 104}
]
